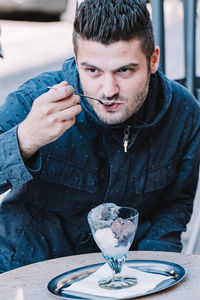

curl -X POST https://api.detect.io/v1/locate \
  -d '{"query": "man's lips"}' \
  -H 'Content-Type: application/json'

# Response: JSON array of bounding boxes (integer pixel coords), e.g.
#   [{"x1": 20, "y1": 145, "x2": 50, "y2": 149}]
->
[
  {"x1": 102, "y1": 102, "x2": 123, "y2": 110},
  {"x1": 103, "y1": 101, "x2": 122, "y2": 106}
]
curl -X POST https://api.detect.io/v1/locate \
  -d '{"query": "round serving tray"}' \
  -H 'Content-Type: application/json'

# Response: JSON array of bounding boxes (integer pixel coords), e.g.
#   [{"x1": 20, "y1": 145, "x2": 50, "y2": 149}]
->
[{"x1": 48, "y1": 259, "x2": 185, "y2": 299}]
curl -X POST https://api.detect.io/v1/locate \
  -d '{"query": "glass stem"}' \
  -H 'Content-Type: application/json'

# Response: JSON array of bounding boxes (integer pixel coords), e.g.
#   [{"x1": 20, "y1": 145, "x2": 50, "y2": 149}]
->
[{"x1": 104, "y1": 255, "x2": 126, "y2": 277}]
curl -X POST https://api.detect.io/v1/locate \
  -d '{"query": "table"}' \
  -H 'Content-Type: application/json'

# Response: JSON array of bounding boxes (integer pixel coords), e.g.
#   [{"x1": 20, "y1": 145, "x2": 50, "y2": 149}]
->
[{"x1": 0, "y1": 251, "x2": 200, "y2": 300}]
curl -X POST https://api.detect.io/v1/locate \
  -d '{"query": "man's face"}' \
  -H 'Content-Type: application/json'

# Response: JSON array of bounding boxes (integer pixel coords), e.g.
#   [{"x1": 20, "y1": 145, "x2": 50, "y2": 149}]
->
[{"x1": 76, "y1": 38, "x2": 158, "y2": 125}]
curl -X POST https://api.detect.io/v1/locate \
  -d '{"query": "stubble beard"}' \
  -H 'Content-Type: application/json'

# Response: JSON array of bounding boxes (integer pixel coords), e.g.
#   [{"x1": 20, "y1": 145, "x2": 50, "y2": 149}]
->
[{"x1": 88, "y1": 76, "x2": 150, "y2": 125}]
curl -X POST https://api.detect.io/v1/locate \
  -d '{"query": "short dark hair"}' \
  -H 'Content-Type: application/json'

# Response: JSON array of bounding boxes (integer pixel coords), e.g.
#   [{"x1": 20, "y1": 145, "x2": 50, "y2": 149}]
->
[{"x1": 73, "y1": 0, "x2": 155, "y2": 61}]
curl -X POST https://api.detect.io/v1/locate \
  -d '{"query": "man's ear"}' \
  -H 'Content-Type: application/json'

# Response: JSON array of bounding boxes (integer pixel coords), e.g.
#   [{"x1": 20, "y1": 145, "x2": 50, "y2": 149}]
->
[{"x1": 150, "y1": 46, "x2": 160, "y2": 74}]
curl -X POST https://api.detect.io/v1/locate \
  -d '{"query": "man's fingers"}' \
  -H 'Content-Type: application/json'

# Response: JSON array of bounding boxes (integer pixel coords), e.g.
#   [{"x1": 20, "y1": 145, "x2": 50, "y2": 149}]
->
[
  {"x1": 51, "y1": 81, "x2": 68, "y2": 89},
  {"x1": 53, "y1": 95, "x2": 81, "y2": 112},
  {"x1": 60, "y1": 104, "x2": 82, "y2": 121},
  {"x1": 47, "y1": 85, "x2": 75, "y2": 102},
  {"x1": 38, "y1": 94, "x2": 80, "y2": 117},
  {"x1": 47, "y1": 104, "x2": 82, "y2": 124}
]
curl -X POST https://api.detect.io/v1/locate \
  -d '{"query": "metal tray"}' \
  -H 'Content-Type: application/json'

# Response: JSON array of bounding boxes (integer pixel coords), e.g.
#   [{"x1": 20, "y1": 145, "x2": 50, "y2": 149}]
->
[{"x1": 47, "y1": 259, "x2": 185, "y2": 299}]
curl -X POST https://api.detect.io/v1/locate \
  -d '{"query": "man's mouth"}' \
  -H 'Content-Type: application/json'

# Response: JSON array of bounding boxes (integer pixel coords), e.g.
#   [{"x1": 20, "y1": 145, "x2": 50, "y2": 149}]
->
[{"x1": 102, "y1": 102, "x2": 123, "y2": 110}]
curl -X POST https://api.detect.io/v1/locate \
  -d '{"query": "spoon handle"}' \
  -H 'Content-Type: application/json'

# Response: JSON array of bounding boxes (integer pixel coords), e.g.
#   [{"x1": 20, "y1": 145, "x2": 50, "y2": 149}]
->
[
  {"x1": 47, "y1": 86, "x2": 104, "y2": 104},
  {"x1": 74, "y1": 93, "x2": 104, "y2": 104}
]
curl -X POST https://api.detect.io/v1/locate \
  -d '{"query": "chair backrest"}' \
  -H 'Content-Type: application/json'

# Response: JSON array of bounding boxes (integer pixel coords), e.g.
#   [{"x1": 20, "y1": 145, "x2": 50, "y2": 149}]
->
[{"x1": 150, "y1": 0, "x2": 200, "y2": 101}]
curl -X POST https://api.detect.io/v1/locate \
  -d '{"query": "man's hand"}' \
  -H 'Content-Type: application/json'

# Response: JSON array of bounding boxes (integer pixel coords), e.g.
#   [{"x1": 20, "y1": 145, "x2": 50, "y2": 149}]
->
[{"x1": 17, "y1": 81, "x2": 82, "y2": 161}]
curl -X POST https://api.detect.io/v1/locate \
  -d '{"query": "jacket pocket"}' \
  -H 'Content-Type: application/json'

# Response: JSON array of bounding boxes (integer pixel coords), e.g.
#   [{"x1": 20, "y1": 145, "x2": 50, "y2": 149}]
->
[
  {"x1": 134, "y1": 162, "x2": 177, "y2": 195},
  {"x1": 41, "y1": 154, "x2": 97, "y2": 193}
]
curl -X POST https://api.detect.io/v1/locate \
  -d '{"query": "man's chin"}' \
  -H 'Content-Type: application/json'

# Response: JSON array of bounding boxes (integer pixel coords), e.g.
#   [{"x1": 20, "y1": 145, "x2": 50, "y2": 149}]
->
[{"x1": 96, "y1": 112, "x2": 127, "y2": 125}]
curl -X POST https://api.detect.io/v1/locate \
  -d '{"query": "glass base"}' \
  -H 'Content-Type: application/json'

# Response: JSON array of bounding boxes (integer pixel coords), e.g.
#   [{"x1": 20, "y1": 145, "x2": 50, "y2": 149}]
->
[{"x1": 98, "y1": 276, "x2": 137, "y2": 290}]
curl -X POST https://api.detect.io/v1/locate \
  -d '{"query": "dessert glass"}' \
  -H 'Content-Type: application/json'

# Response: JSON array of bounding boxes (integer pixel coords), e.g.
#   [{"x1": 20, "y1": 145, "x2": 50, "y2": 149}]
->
[{"x1": 88, "y1": 203, "x2": 139, "y2": 290}]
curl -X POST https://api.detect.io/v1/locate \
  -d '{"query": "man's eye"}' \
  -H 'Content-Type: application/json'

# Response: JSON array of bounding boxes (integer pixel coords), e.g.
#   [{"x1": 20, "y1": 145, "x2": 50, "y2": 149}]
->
[
  {"x1": 89, "y1": 68, "x2": 98, "y2": 73},
  {"x1": 119, "y1": 68, "x2": 131, "y2": 73}
]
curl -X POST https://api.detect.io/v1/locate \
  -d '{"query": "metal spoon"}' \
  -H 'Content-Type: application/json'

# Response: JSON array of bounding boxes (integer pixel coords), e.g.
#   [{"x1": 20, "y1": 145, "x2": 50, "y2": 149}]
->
[
  {"x1": 74, "y1": 92, "x2": 106, "y2": 105},
  {"x1": 134, "y1": 266, "x2": 178, "y2": 278},
  {"x1": 47, "y1": 86, "x2": 122, "y2": 106},
  {"x1": 47, "y1": 86, "x2": 119, "y2": 106}
]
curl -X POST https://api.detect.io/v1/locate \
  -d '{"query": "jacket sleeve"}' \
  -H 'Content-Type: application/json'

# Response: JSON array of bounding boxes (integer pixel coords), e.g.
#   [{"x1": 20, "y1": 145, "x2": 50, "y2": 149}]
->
[
  {"x1": 0, "y1": 91, "x2": 41, "y2": 195},
  {"x1": 0, "y1": 71, "x2": 63, "y2": 195},
  {"x1": 138, "y1": 103, "x2": 200, "y2": 252}
]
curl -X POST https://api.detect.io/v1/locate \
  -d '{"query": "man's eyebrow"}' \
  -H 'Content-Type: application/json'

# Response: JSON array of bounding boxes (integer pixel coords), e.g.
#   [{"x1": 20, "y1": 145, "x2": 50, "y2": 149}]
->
[
  {"x1": 116, "y1": 63, "x2": 140, "y2": 70},
  {"x1": 80, "y1": 62, "x2": 140, "y2": 70},
  {"x1": 80, "y1": 62, "x2": 99, "y2": 68}
]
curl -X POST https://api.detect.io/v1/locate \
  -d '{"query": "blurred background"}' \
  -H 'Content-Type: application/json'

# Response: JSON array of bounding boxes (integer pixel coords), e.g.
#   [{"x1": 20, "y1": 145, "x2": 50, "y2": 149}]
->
[
  {"x1": 0, "y1": 0, "x2": 76, "y2": 101},
  {"x1": 0, "y1": 0, "x2": 200, "y2": 253}
]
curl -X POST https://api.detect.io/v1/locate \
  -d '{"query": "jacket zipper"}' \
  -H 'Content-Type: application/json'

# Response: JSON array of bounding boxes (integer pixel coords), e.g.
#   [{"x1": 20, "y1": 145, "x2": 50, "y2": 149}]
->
[{"x1": 123, "y1": 126, "x2": 131, "y2": 153}]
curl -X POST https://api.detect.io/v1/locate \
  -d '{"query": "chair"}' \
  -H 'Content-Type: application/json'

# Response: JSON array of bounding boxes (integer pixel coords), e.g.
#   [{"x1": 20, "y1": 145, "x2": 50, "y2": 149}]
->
[{"x1": 150, "y1": 0, "x2": 200, "y2": 101}]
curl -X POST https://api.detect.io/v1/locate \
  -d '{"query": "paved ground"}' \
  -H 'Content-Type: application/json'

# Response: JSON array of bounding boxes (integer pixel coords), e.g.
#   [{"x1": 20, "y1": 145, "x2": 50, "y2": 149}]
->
[
  {"x1": 181, "y1": 175, "x2": 200, "y2": 254},
  {"x1": 0, "y1": 20, "x2": 74, "y2": 102},
  {"x1": 0, "y1": 0, "x2": 200, "y2": 253}
]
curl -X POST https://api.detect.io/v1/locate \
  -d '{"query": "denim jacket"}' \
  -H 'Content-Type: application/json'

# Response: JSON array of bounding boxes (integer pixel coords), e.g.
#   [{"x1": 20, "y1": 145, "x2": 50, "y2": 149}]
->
[{"x1": 0, "y1": 57, "x2": 200, "y2": 272}]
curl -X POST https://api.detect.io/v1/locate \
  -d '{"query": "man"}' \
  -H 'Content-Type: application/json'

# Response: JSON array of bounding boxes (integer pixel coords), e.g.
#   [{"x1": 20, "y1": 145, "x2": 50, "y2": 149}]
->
[{"x1": 0, "y1": 0, "x2": 200, "y2": 273}]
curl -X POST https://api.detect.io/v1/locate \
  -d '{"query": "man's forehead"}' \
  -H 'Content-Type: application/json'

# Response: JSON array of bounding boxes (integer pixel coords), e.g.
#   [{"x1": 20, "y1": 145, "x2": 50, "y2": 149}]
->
[
  {"x1": 77, "y1": 37, "x2": 142, "y2": 52},
  {"x1": 76, "y1": 38, "x2": 145, "y2": 67}
]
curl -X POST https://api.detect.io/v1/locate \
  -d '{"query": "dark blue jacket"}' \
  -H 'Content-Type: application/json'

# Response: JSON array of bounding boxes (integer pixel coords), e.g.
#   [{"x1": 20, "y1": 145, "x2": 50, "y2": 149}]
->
[{"x1": 0, "y1": 57, "x2": 200, "y2": 272}]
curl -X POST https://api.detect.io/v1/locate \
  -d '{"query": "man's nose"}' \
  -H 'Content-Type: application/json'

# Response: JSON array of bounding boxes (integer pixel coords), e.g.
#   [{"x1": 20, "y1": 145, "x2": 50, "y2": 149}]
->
[{"x1": 102, "y1": 74, "x2": 119, "y2": 98}]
